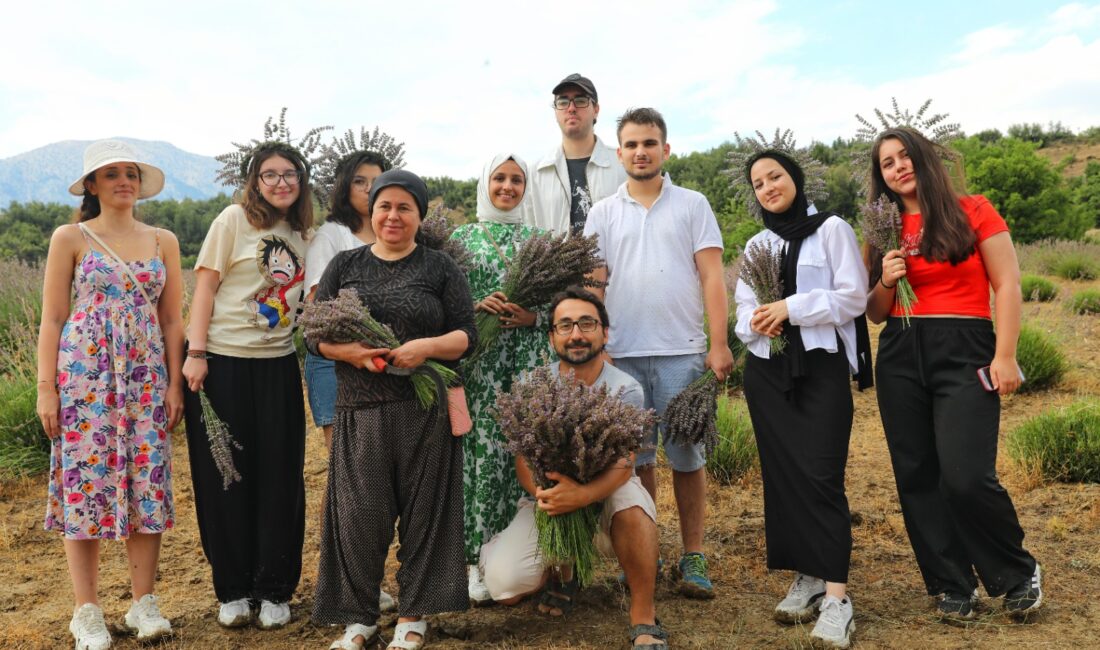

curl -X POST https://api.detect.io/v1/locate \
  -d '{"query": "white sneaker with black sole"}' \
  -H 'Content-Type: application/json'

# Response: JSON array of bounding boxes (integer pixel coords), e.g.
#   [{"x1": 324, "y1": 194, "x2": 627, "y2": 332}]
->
[
  {"x1": 257, "y1": 600, "x2": 291, "y2": 629},
  {"x1": 810, "y1": 595, "x2": 854, "y2": 649},
  {"x1": 217, "y1": 598, "x2": 252, "y2": 628},
  {"x1": 123, "y1": 594, "x2": 172, "y2": 641},
  {"x1": 70, "y1": 603, "x2": 112, "y2": 650},
  {"x1": 775, "y1": 573, "x2": 826, "y2": 623}
]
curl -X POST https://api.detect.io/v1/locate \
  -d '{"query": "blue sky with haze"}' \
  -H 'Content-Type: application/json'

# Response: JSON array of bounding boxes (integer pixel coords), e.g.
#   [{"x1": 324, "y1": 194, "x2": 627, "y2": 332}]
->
[{"x1": 2, "y1": 1, "x2": 1098, "y2": 178}]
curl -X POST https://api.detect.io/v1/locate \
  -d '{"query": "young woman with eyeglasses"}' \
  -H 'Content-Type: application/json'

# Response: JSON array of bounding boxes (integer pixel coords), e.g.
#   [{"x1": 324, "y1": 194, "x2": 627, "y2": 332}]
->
[{"x1": 181, "y1": 142, "x2": 312, "y2": 631}]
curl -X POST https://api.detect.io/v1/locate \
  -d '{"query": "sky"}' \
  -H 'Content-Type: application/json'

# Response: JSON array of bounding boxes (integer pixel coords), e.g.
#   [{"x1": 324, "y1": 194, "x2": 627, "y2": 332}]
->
[{"x1": 2, "y1": 0, "x2": 1099, "y2": 179}]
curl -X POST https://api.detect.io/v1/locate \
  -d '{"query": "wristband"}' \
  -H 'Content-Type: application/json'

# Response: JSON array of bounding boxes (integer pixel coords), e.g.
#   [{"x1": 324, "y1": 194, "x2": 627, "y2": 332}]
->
[
  {"x1": 880, "y1": 277, "x2": 897, "y2": 290},
  {"x1": 187, "y1": 350, "x2": 210, "y2": 359}
]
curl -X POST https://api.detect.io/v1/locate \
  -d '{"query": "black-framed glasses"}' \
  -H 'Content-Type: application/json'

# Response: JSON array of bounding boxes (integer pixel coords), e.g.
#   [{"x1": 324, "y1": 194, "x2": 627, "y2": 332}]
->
[
  {"x1": 553, "y1": 95, "x2": 592, "y2": 110},
  {"x1": 551, "y1": 316, "x2": 601, "y2": 335},
  {"x1": 258, "y1": 170, "x2": 303, "y2": 186}
]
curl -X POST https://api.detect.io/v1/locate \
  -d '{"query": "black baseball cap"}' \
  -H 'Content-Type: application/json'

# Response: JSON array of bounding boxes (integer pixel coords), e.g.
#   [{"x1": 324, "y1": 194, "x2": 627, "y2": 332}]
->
[{"x1": 552, "y1": 73, "x2": 598, "y2": 103}]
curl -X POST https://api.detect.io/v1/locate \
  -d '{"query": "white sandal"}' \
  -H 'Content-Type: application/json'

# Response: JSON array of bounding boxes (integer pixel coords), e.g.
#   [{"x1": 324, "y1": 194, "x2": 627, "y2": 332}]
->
[
  {"x1": 387, "y1": 619, "x2": 428, "y2": 650},
  {"x1": 330, "y1": 623, "x2": 379, "y2": 650}
]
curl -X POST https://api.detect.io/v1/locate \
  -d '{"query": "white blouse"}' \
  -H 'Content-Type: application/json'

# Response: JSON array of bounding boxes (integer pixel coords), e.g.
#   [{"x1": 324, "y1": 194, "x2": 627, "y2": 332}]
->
[
  {"x1": 305, "y1": 221, "x2": 367, "y2": 292},
  {"x1": 734, "y1": 214, "x2": 869, "y2": 371}
]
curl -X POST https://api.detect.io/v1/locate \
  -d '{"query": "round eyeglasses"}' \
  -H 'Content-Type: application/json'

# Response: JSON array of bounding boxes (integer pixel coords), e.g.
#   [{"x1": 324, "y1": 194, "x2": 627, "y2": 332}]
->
[{"x1": 258, "y1": 170, "x2": 303, "y2": 186}]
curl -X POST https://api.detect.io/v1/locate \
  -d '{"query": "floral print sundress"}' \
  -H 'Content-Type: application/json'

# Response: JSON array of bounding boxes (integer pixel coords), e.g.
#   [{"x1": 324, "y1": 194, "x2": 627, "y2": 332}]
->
[{"x1": 45, "y1": 228, "x2": 174, "y2": 539}]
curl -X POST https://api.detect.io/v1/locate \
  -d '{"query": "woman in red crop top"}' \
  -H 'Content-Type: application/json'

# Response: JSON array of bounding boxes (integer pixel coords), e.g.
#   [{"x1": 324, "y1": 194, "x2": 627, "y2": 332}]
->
[{"x1": 864, "y1": 127, "x2": 1042, "y2": 622}]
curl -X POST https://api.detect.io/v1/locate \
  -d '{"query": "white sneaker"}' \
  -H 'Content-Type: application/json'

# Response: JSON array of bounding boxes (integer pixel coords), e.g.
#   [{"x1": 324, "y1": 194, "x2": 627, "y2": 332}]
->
[
  {"x1": 70, "y1": 603, "x2": 112, "y2": 650},
  {"x1": 123, "y1": 594, "x2": 172, "y2": 641},
  {"x1": 217, "y1": 598, "x2": 252, "y2": 628},
  {"x1": 468, "y1": 565, "x2": 491, "y2": 606},
  {"x1": 775, "y1": 573, "x2": 826, "y2": 623},
  {"x1": 810, "y1": 595, "x2": 855, "y2": 649},
  {"x1": 379, "y1": 589, "x2": 397, "y2": 614},
  {"x1": 257, "y1": 600, "x2": 291, "y2": 629}
]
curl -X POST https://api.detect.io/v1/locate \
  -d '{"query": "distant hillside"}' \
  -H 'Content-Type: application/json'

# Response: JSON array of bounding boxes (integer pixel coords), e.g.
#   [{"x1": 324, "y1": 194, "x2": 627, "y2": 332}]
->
[
  {"x1": 1036, "y1": 141, "x2": 1100, "y2": 177},
  {"x1": 0, "y1": 138, "x2": 223, "y2": 206}
]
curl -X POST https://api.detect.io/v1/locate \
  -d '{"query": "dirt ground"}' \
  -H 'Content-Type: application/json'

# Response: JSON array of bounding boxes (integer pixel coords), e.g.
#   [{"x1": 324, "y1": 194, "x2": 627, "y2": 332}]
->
[{"x1": 2, "y1": 280, "x2": 1098, "y2": 650}]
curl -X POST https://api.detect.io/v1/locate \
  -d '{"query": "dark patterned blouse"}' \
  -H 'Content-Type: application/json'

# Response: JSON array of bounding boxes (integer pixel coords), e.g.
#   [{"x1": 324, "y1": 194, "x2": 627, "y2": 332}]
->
[{"x1": 308, "y1": 244, "x2": 477, "y2": 408}]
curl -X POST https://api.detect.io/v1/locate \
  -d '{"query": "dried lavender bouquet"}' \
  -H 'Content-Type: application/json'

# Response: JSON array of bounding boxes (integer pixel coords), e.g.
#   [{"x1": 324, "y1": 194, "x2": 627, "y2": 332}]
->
[
  {"x1": 473, "y1": 231, "x2": 605, "y2": 359},
  {"x1": 200, "y1": 391, "x2": 242, "y2": 490},
  {"x1": 738, "y1": 240, "x2": 788, "y2": 354},
  {"x1": 859, "y1": 195, "x2": 917, "y2": 325},
  {"x1": 419, "y1": 206, "x2": 473, "y2": 272},
  {"x1": 663, "y1": 369, "x2": 721, "y2": 454},
  {"x1": 495, "y1": 364, "x2": 655, "y2": 586},
  {"x1": 300, "y1": 288, "x2": 458, "y2": 409}
]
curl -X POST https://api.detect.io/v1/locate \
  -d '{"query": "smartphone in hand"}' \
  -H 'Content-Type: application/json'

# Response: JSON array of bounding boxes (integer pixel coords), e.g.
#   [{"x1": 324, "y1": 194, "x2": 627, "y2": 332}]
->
[{"x1": 977, "y1": 365, "x2": 1026, "y2": 392}]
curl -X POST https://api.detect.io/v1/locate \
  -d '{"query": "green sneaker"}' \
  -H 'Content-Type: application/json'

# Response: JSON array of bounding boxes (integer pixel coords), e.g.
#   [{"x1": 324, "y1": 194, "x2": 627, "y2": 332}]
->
[{"x1": 674, "y1": 552, "x2": 715, "y2": 599}]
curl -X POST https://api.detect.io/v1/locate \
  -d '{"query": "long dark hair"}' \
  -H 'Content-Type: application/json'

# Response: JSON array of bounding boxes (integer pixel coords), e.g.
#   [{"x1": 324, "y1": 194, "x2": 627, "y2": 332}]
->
[
  {"x1": 327, "y1": 151, "x2": 391, "y2": 233},
  {"x1": 869, "y1": 127, "x2": 975, "y2": 264},
  {"x1": 240, "y1": 145, "x2": 314, "y2": 235},
  {"x1": 71, "y1": 168, "x2": 143, "y2": 223}
]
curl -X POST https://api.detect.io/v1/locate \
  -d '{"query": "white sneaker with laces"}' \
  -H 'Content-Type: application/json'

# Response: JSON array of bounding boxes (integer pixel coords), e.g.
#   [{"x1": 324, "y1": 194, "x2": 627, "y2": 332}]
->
[
  {"x1": 217, "y1": 598, "x2": 252, "y2": 628},
  {"x1": 379, "y1": 589, "x2": 397, "y2": 613},
  {"x1": 123, "y1": 593, "x2": 172, "y2": 641},
  {"x1": 775, "y1": 573, "x2": 827, "y2": 623},
  {"x1": 257, "y1": 600, "x2": 291, "y2": 629},
  {"x1": 810, "y1": 595, "x2": 855, "y2": 649},
  {"x1": 70, "y1": 603, "x2": 112, "y2": 650},
  {"x1": 468, "y1": 564, "x2": 491, "y2": 606}
]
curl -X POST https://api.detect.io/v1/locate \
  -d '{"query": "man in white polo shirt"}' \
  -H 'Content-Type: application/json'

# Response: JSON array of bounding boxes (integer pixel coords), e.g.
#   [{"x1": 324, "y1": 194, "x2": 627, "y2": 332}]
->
[{"x1": 584, "y1": 107, "x2": 733, "y2": 600}]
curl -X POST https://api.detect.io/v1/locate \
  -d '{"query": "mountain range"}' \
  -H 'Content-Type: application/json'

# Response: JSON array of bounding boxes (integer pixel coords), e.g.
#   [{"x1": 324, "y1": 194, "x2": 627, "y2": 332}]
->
[{"x1": 0, "y1": 138, "x2": 224, "y2": 206}]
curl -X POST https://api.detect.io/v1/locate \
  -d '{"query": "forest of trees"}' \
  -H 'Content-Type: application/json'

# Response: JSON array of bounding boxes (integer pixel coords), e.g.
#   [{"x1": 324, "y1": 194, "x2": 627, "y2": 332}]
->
[{"x1": 2, "y1": 122, "x2": 1098, "y2": 267}]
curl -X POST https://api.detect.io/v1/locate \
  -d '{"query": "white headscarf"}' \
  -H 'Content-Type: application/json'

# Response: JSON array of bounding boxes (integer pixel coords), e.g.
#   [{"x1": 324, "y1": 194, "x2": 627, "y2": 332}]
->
[{"x1": 476, "y1": 153, "x2": 529, "y2": 224}]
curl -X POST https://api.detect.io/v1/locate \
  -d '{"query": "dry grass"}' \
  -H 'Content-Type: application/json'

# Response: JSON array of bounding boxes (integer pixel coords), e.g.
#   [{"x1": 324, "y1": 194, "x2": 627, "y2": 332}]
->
[{"x1": 2, "y1": 276, "x2": 1099, "y2": 649}]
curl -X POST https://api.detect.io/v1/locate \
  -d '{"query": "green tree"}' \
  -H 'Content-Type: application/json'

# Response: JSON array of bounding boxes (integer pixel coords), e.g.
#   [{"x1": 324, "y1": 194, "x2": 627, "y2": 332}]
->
[
  {"x1": 1074, "y1": 161, "x2": 1100, "y2": 228},
  {"x1": 423, "y1": 177, "x2": 477, "y2": 216}
]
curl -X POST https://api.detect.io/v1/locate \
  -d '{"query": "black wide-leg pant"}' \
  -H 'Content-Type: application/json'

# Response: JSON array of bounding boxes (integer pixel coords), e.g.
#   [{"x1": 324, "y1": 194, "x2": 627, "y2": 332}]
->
[
  {"x1": 876, "y1": 317, "x2": 1035, "y2": 597},
  {"x1": 183, "y1": 352, "x2": 306, "y2": 603},
  {"x1": 744, "y1": 345, "x2": 854, "y2": 584}
]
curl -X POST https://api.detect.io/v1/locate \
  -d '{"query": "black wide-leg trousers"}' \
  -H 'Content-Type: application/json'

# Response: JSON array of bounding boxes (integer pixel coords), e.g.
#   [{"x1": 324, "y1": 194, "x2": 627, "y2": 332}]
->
[{"x1": 876, "y1": 317, "x2": 1035, "y2": 597}]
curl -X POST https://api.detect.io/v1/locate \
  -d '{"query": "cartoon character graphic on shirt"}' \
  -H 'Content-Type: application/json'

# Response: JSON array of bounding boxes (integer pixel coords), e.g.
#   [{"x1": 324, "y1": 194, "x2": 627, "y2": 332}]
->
[{"x1": 249, "y1": 235, "x2": 304, "y2": 333}]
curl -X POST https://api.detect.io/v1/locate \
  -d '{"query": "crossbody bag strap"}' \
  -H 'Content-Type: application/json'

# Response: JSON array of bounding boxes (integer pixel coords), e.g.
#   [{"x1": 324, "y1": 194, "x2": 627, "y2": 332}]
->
[
  {"x1": 477, "y1": 223, "x2": 511, "y2": 266},
  {"x1": 78, "y1": 223, "x2": 155, "y2": 310}
]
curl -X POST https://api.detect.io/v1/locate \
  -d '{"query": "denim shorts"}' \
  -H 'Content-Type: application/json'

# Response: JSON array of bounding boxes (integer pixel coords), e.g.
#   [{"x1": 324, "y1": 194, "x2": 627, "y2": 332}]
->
[
  {"x1": 613, "y1": 353, "x2": 707, "y2": 472},
  {"x1": 304, "y1": 350, "x2": 336, "y2": 427}
]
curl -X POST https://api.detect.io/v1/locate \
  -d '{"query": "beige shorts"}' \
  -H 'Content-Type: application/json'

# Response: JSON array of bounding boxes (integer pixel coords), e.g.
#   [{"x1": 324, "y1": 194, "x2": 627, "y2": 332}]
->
[{"x1": 479, "y1": 476, "x2": 656, "y2": 600}]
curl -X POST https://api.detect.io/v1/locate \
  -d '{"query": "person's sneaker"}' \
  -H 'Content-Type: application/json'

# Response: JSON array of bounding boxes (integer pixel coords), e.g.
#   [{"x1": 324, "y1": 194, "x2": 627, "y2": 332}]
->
[
  {"x1": 70, "y1": 603, "x2": 112, "y2": 650},
  {"x1": 122, "y1": 594, "x2": 172, "y2": 641},
  {"x1": 775, "y1": 573, "x2": 827, "y2": 623},
  {"x1": 674, "y1": 552, "x2": 715, "y2": 600},
  {"x1": 1004, "y1": 563, "x2": 1043, "y2": 619},
  {"x1": 810, "y1": 595, "x2": 855, "y2": 649},
  {"x1": 257, "y1": 600, "x2": 291, "y2": 629},
  {"x1": 379, "y1": 588, "x2": 397, "y2": 614},
  {"x1": 936, "y1": 589, "x2": 978, "y2": 622},
  {"x1": 468, "y1": 564, "x2": 492, "y2": 606},
  {"x1": 217, "y1": 598, "x2": 252, "y2": 628}
]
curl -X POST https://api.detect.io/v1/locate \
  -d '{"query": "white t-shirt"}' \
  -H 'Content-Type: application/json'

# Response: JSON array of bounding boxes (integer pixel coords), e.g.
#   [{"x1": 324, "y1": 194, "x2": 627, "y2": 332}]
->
[
  {"x1": 305, "y1": 221, "x2": 366, "y2": 292},
  {"x1": 583, "y1": 174, "x2": 723, "y2": 358}
]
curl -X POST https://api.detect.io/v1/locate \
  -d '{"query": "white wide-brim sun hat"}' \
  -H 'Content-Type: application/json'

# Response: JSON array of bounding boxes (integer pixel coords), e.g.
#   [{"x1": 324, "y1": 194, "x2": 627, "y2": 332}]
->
[{"x1": 68, "y1": 139, "x2": 165, "y2": 199}]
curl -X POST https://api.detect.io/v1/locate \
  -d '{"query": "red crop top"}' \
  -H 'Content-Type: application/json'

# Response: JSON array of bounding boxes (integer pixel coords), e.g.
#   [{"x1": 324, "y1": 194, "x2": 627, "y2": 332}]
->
[{"x1": 891, "y1": 195, "x2": 1009, "y2": 319}]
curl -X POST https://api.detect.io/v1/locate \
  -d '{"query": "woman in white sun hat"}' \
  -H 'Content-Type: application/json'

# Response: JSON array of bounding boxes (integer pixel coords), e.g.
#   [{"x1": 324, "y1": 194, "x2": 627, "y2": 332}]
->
[{"x1": 37, "y1": 139, "x2": 185, "y2": 649}]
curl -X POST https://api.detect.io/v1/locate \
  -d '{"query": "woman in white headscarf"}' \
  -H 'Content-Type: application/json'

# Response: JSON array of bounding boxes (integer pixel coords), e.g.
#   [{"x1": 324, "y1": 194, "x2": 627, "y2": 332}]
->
[{"x1": 449, "y1": 153, "x2": 552, "y2": 604}]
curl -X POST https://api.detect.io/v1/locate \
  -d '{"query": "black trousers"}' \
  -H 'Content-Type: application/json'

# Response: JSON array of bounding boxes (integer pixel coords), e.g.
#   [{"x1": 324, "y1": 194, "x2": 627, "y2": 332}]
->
[
  {"x1": 744, "y1": 345, "x2": 853, "y2": 583},
  {"x1": 876, "y1": 317, "x2": 1035, "y2": 597},
  {"x1": 183, "y1": 352, "x2": 306, "y2": 603}
]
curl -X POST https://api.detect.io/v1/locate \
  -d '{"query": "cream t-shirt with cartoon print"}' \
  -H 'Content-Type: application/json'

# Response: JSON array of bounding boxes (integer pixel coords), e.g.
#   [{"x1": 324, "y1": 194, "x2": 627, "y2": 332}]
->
[{"x1": 195, "y1": 204, "x2": 308, "y2": 358}]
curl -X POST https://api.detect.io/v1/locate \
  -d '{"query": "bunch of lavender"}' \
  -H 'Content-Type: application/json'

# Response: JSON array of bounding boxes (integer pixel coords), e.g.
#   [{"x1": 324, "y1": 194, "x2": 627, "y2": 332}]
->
[
  {"x1": 663, "y1": 369, "x2": 721, "y2": 454},
  {"x1": 473, "y1": 231, "x2": 605, "y2": 359},
  {"x1": 215, "y1": 107, "x2": 331, "y2": 189},
  {"x1": 859, "y1": 195, "x2": 918, "y2": 325},
  {"x1": 495, "y1": 364, "x2": 655, "y2": 586},
  {"x1": 299, "y1": 288, "x2": 458, "y2": 408},
  {"x1": 738, "y1": 240, "x2": 787, "y2": 354},
  {"x1": 200, "y1": 391, "x2": 242, "y2": 490},
  {"x1": 418, "y1": 205, "x2": 473, "y2": 272}
]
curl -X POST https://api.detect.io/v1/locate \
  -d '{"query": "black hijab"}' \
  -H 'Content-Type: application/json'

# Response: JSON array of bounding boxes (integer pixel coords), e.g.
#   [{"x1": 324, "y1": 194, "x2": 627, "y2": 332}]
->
[{"x1": 747, "y1": 151, "x2": 873, "y2": 396}]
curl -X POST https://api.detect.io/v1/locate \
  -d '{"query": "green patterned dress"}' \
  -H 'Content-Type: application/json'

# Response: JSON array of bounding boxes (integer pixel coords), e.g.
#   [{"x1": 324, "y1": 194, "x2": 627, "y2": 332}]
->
[{"x1": 451, "y1": 221, "x2": 553, "y2": 565}]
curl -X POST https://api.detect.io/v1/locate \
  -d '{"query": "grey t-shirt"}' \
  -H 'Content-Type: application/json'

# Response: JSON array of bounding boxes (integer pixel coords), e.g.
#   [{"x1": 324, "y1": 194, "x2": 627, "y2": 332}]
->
[
  {"x1": 566, "y1": 156, "x2": 592, "y2": 232},
  {"x1": 547, "y1": 360, "x2": 645, "y2": 410}
]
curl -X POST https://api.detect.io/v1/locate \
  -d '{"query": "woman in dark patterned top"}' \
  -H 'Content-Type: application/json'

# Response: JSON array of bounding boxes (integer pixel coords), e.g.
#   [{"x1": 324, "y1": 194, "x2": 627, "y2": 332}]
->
[{"x1": 308, "y1": 169, "x2": 477, "y2": 650}]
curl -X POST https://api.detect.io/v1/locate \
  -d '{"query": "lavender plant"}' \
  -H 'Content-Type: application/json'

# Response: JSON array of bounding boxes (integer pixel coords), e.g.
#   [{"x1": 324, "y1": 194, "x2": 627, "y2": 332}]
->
[
  {"x1": 215, "y1": 107, "x2": 332, "y2": 189},
  {"x1": 419, "y1": 205, "x2": 473, "y2": 272},
  {"x1": 200, "y1": 391, "x2": 242, "y2": 490},
  {"x1": 494, "y1": 364, "x2": 655, "y2": 586},
  {"x1": 726, "y1": 129, "x2": 829, "y2": 219},
  {"x1": 852, "y1": 97, "x2": 962, "y2": 191},
  {"x1": 663, "y1": 369, "x2": 721, "y2": 454},
  {"x1": 738, "y1": 240, "x2": 787, "y2": 354},
  {"x1": 299, "y1": 288, "x2": 458, "y2": 408},
  {"x1": 859, "y1": 195, "x2": 918, "y2": 325},
  {"x1": 312, "y1": 125, "x2": 407, "y2": 204}
]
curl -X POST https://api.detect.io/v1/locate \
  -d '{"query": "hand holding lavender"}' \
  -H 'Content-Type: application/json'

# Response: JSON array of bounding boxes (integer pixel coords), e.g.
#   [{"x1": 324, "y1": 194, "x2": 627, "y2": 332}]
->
[
  {"x1": 663, "y1": 369, "x2": 721, "y2": 454},
  {"x1": 738, "y1": 240, "x2": 787, "y2": 354},
  {"x1": 859, "y1": 195, "x2": 917, "y2": 325}
]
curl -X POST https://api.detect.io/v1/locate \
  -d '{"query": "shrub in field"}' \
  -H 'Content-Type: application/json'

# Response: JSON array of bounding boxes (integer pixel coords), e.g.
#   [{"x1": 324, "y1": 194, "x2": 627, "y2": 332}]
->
[
  {"x1": 1071, "y1": 288, "x2": 1100, "y2": 315},
  {"x1": 1015, "y1": 239, "x2": 1100, "y2": 278},
  {"x1": 1008, "y1": 399, "x2": 1100, "y2": 483},
  {"x1": 0, "y1": 370, "x2": 48, "y2": 479},
  {"x1": 1020, "y1": 274, "x2": 1058, "y2": 302},
  {"x1": 1015, "y1": 325, "x2": 1068, "y2": 393},
  {"x1": 1052, "y1": 254, "x2": 1098, "y2": 281},
  {"x1": 0, "y1": 260, "x2": 48, "y2": 477},
  {"x1": 708, "y1": 394, "x2": 757, "y2": 484}
]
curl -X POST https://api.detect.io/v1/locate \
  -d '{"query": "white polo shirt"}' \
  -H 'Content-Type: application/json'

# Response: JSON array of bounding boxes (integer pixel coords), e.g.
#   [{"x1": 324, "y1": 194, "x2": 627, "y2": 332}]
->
[{"x1": 583, "y1": 174, "x2": 723, "y2": 358}]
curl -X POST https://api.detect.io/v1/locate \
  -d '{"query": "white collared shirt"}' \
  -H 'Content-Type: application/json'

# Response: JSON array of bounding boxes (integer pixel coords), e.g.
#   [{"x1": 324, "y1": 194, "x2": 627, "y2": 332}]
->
[
  {"x1": 734, "y1": 214, "x2": 869, "y2": 370},
  {"x1": 525, "y1": 135, "x2": 627, "y2": 235}
]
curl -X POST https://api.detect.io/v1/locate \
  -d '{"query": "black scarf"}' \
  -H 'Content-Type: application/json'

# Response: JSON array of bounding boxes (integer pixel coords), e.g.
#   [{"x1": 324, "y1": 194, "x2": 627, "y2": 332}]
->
[{"x1": 752, "y1": 153, "x2": 874, "y2": 397}]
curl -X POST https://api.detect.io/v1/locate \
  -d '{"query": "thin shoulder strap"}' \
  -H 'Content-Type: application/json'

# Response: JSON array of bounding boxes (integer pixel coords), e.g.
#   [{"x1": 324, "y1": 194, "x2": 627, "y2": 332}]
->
[
  {"x1": 477, "y1": 223, "x2": 509, "y2": 266},
  {"x1": 154, "y1": 228, "x2": 161, "y2": 256},
  {"x1": 77, "y1": 223, "x2": 155, "y2": 309}
]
